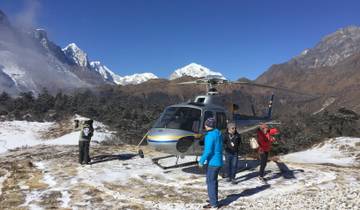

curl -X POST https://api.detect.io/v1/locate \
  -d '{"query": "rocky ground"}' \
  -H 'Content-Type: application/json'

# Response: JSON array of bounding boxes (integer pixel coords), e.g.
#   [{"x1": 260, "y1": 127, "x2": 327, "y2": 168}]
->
[{"x1": 0, "y1": 144, "x2": 359, "y2": 210}]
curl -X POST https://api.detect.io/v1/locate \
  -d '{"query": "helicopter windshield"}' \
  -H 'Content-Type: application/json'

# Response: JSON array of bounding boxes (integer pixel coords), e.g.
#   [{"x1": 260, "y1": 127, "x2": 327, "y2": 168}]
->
[{"x1": 154, "y1": 107, "x2": 201, "y2": 133}]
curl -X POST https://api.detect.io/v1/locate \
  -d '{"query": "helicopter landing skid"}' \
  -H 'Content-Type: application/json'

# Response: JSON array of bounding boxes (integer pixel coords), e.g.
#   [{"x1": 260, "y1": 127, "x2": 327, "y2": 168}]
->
[{"x1": 152, "y1": 155, "x2": 198, "y2": 170}]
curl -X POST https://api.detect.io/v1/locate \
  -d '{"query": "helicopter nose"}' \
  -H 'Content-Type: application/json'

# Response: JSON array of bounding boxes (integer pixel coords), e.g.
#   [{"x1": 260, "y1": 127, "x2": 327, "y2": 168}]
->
[{"x1": 146, "y1": 128, "x2": 196, "y2": 154}]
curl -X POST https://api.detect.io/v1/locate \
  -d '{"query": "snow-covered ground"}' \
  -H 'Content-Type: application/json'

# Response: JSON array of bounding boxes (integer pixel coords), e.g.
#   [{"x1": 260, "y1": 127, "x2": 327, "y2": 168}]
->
[
  {"x1": 0, "y1": 119, "x2": 115, "y2": 153},
  {"x1": 281, "y1": 137, "x2": 360, "y2": 167},
  {"x1": 0, "y1": 120, "x2": 359, "y2": 209}
]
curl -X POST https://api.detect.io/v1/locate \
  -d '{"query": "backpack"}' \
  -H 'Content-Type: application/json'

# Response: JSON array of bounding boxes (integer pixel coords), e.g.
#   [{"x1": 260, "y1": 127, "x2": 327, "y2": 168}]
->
[{"x1": 249, "y1": 137, "x2": 259, "y2": 149}]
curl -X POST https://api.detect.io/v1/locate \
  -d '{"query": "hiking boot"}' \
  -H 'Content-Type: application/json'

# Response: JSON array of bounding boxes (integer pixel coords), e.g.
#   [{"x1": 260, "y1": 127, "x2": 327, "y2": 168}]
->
[
  {"x1": 258, "y1": 176, "x2": 267, "y2": 183},
  {"x1": 203, "y1": 203, "x2": 218, "y2": 209}
]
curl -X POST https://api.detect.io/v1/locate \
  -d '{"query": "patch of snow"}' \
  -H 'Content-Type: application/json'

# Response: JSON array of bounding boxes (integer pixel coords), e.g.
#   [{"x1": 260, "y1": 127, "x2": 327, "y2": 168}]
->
[
  {"x1": 0, "y1": 170, "x2": 10, "y2": 196},
  {"x1": 60, "y1": 190, "x2": 71, "y2": 208},
  {"x1": 0, "y1": 120, "x2": 115, "y2": 154},
  {"x1": 22, "y1": 189, "x2": 44, "y2": 210},
  {"x1": 0, "y1": 50, "x2": 28, "y2": 90},
  {"x1": 35, "y1": 162, "x2": 56, "y2": 187},
  {"x1": 301, "y1": 49, "x2": 309, "y2": 56},
  {"x1": 281, "y1": 137, "x2": 360, "y2": 167},
  {"x1": 0, "y1": 121, "x2": 54, "y2": 153},
  {"x1": 312, "y1": 97, "x2": 336, "y2": 115}
]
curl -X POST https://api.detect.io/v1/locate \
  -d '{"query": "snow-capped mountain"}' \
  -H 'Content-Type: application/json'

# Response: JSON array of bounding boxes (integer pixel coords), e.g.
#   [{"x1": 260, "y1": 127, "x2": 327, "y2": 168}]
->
[
  {"x1": 115, "y1": 72, "x2": 158, "y2": 85},
  {"x1": 0, "y1": 9, "x2": 160, "y2": 94},
  {"x1": 62, "y1": 43, "x2": 89, "y2": 67},
  {"x1": 0, "y1": 10, "x2": 97, "y2": 95},
  {"x1": 89, "y1": 61, "x2": 122, "y2": 83},
  {"x1": 90, "y1": 61, "x2": 157, "y2": 85},
  {"x1": 1, "y1": 9, "x2": 226, "y2": 94},
  {"x1": 169, "y1": 63, "x2": 224, "y2": 80}
]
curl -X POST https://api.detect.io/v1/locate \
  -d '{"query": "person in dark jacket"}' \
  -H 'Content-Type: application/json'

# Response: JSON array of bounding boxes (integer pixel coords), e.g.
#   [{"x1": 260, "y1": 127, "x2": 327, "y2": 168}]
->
[
  {"x1": 223, "y1": 122, "x2": 241, "y2": 184},
  {"x1": 199, "y1": 117, "x2": 223, "y2": 209},
  {"x1": 257, "y1": 123, "x2": 279, "y2": 182},
  {"x1": 78, "y1": 119, "x2": 94, "y2": 165}
]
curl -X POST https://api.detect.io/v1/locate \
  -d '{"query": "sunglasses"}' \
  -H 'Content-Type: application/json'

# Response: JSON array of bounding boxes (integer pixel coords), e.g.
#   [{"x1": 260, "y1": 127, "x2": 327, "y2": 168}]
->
[{"x1": 230, "y1": 127, "x2": 236, "y2": 130}]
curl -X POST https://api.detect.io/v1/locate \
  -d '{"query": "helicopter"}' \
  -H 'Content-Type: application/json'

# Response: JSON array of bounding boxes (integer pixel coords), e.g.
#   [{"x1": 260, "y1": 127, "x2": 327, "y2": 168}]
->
[{"x1": 136, "y1": 75, "x2": 306, "y2": 168}]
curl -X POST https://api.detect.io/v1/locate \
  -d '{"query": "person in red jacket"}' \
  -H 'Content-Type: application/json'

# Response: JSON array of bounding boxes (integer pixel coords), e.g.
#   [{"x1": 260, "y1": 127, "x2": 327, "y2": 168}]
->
[{"x1": 257, "y1": 123, "x2": 279, "y2": 182}]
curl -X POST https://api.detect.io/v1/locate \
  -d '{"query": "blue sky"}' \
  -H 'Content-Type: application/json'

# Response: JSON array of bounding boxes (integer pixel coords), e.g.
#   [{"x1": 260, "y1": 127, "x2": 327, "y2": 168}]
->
[{"x1": 1, "y1": 0, "x2": 360, "y2": 80}]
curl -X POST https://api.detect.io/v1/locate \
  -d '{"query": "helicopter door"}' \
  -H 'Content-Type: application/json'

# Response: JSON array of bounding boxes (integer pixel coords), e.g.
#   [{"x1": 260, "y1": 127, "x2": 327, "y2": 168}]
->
[{"x1": 216, "y1": 112, "x2": 227, "y2": 130}]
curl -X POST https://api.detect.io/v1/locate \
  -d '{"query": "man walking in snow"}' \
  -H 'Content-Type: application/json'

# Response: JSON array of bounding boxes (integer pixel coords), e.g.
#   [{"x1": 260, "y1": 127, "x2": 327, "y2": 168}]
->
[
  {"x1": 199, "y1": 117, "x2": 223, "y2": 209},
  {"x1": 223, "y1": 122, "x2": 241, "y2": 184}
]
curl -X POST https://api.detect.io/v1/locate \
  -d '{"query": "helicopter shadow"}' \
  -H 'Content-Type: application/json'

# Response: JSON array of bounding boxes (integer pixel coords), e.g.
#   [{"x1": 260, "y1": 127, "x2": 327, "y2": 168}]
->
[
  {"x1": 181, "y1": 165, "x2": 206, "y2": 175},
  {"x1": 90, "y1": 153, "x2": 137, "y2": 165},
  {"x1": 180, "y1": 159, "x2": 262, "y2": 175},
  {"x1": 180, "y1": 159, "x2": 261, "y2": 176}
]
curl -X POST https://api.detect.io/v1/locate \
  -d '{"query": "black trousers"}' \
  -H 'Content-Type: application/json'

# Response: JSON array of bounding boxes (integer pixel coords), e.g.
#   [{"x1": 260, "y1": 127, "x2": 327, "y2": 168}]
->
[
  {"x1": 79, "y1": 141, "x2": 90, "y2": 164},
  {"x1": 259, "y1": 152, "x2": 269, "y2": 177}
]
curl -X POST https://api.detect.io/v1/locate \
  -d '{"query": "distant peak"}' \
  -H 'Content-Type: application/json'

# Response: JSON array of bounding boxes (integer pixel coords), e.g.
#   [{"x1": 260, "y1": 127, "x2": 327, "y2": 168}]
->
[
  {"x1": 33, "y1": 28, "x2": 48, "y2": 41},
  {"x1": 90, "y1": 61, "x2": 101, "y2": 66},
  {"x1": 62, "y1": 43, "x2": 89, "y2": 67},
  {"x1": 321, "y1": 25, "x2": 360, "y2": 42},
  {"x1": 301, "y1": 49, "x2": 309, "y2": 56},
  {"x1": 170, "y1": 63, "x2": 224, "y2": 80},
  {"x1": 116, "y1": 72, "x2": 158, "y2": 85},
  {"x1": 292, "y1": 25, "x2": 360, "y2": 69},
  {"x1": 64, "y1": 43, "x2": 80, "y2": 50},
  {"x1": 184, "y1": 62, "x2": 206, "y2": 69},
  {"x1": 338, "y1": 25, "x2": 360, "y2": 33}
]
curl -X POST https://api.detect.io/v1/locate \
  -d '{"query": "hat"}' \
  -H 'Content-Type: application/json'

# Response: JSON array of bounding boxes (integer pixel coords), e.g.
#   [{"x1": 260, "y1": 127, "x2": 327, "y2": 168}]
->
[
  {"x1": 227, "y1": 122, "x2": 236, "y2": 129},
  {"x1": 205, "y1": 117, "x2": 216, "y2": 128}
]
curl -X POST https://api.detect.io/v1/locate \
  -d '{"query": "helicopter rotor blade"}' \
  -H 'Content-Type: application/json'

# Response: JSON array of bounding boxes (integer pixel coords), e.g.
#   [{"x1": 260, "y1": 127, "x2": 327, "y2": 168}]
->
[
  {"x1": 230, "y1": 81, "x2": 317, "y2": 97},
  {"x1": 177, "y1": 81, "x2": 201, "y2": 85},
  {"x1": 177, "y1": 80, "x2": 210, "y2": 85}
]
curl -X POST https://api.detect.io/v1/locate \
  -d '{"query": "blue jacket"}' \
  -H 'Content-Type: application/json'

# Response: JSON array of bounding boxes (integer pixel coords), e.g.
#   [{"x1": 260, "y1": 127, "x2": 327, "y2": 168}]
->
[{"x1": 199, "y1": 128, "x2": 223, "y2": 167}]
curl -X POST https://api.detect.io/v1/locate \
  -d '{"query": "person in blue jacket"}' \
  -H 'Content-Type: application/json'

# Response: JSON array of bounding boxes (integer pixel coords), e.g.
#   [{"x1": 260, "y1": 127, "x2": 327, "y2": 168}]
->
[{"x1": 199, "y1": 117, "x2": 223, "y2": 209}]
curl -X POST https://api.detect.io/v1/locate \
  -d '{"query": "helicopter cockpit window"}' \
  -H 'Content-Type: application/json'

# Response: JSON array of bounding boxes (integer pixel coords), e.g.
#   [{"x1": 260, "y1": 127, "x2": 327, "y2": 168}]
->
[{"x1": 153, "y1": 107, "x2": 201, "y2": 133}]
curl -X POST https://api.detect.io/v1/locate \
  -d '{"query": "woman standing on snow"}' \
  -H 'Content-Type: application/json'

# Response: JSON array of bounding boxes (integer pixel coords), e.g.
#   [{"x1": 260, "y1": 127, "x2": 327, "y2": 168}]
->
[{"x1": 257, "y1": 123, "x2": 279, "y2": 182}]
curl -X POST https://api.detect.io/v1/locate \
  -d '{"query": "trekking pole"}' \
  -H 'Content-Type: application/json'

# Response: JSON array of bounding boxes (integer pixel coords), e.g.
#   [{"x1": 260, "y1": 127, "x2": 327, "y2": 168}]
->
[{"x1": 137, "y1": 131, "x2": 149, "y2": 158}]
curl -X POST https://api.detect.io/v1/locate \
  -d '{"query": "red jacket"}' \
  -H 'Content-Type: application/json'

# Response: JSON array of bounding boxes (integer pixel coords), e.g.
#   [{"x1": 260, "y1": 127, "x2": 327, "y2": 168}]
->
[{"x1": 256, "y1": 128, "x2": 278, "y2": 152}]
